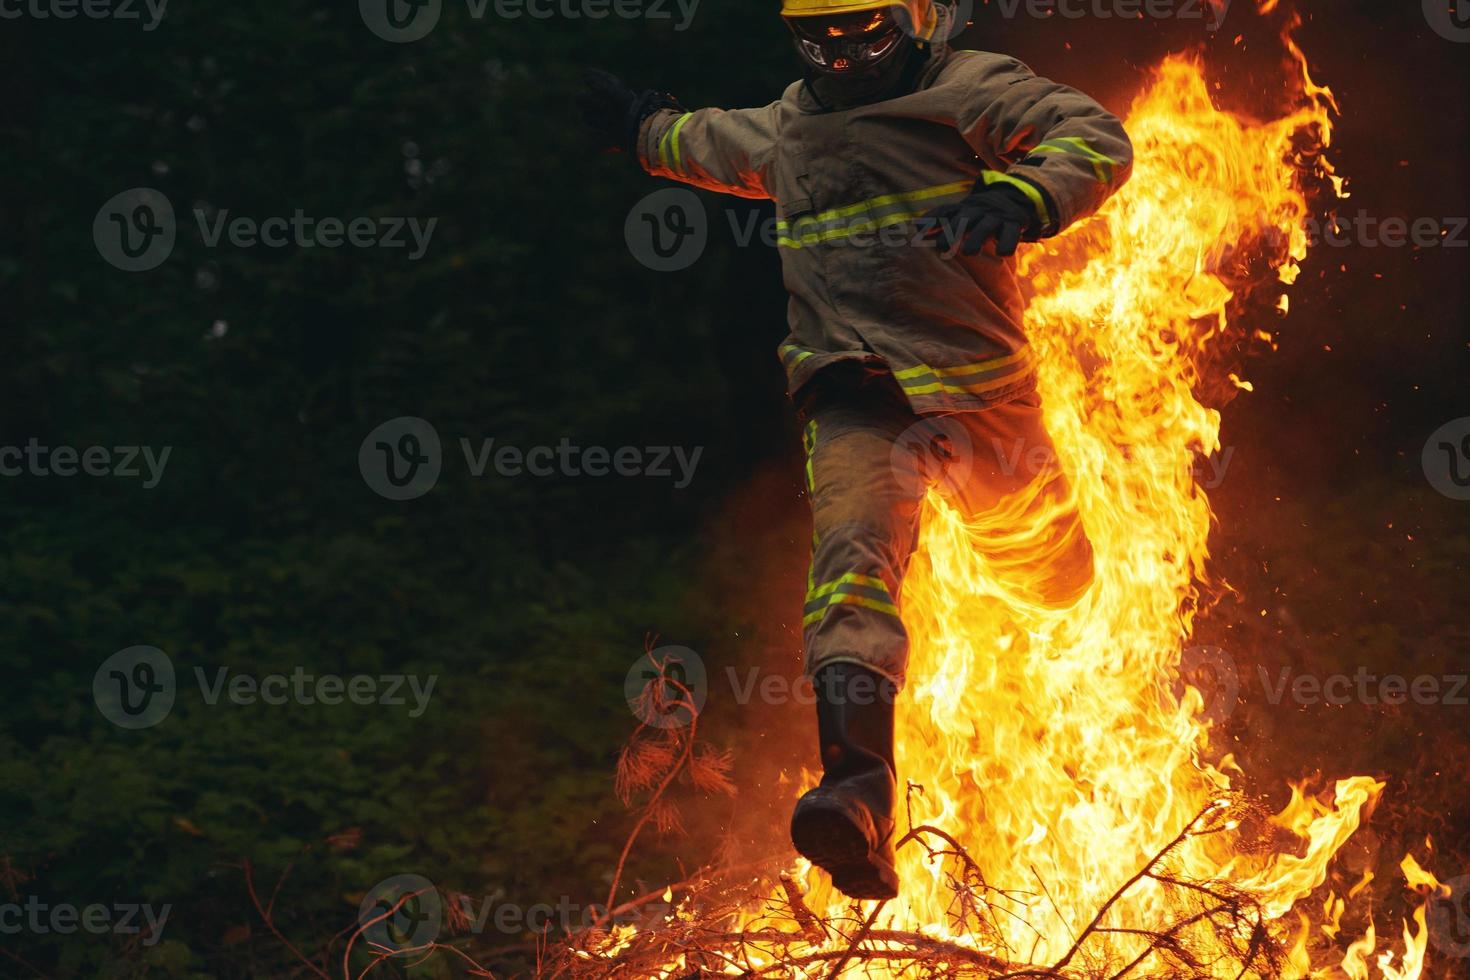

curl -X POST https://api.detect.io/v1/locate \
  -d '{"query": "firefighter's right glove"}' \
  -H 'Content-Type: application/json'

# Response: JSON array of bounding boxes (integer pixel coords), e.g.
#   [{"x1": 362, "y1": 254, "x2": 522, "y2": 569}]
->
[
  {"x1": 923, "y1": 182, "x2": 1049, "y2": 258},
  {"x1": 577, "y1": 69, "x2": 683, "y2": 155}
]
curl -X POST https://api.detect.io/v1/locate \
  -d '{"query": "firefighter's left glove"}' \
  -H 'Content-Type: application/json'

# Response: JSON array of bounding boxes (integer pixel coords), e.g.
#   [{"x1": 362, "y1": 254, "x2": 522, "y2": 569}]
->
[
  {"x1": 577, "y1": 69, "x2": 684, "y2": 155},
  {"x1": 924, "y1": 182, "x2": 1048, "y2": 258}
]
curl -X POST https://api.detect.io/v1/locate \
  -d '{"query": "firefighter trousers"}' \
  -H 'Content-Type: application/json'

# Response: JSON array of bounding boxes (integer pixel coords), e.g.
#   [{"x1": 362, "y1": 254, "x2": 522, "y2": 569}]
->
[{"x1": 798, "y1": 363, "x2": 1094, "y2": 689}]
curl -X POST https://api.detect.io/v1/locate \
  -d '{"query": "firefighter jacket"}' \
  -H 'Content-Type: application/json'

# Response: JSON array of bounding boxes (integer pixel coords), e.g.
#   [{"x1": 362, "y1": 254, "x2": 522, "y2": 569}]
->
[{"x1": 637, "y1": 47, "x2": 1133, "y2": 414}]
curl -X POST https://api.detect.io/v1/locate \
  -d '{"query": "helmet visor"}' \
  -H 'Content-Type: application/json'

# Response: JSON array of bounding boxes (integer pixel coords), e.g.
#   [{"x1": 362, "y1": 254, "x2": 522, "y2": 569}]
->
[{"x1": 787, "y1": 8, "x2": 905, "y2": 73}]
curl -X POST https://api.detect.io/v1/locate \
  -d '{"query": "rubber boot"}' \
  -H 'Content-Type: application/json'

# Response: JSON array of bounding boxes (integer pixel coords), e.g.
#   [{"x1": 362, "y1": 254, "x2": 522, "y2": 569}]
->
[{"x1": 789, "y1": 663, "x2": 900, "y2": 900}]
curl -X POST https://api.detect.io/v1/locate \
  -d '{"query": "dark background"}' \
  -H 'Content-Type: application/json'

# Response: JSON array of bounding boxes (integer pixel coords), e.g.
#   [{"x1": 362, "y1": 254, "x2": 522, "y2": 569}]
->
[{"x1": 1, "y1": 0, "x2": 1466, "y2": 975}]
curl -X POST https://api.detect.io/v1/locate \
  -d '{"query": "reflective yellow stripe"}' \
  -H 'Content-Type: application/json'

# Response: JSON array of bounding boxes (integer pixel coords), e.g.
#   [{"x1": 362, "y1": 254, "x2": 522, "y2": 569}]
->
[
  {"x1": 668, "y1": 112, "x2": 692, "y2": 173},
  {"x1": 780, "y1": 343, "x2": 815, "y2": 366},
  {"x1": 1033, "y1": 136, "x2": 1117, "y2": 182},
  {"x1": 807, "y1": 572, "x2": 888, "y2": 601},
  {"x1": 901, "y1": 372, "x2": 1029, "y2": 396},
  {"x1": 894, "y1": 349, "x2": 1035, "y2": 396},
  {"x1": 804, "y1": 574, "x2": 899, "y2": 624},
  {"x1": 659, "y1": 112, "x2": 693, "y2": 172},
  {"x1": 802, "y1": 419, "x2": 817, "y2": 496},
  {"x1": 979, "y1": 171, "x2": 1050, "y2": 228},
  {"x1": 778, "y1": 203, "x2": 955, "y2": 250},
  {"x1": 892, "y1": 348, "x2": 1031, "y2": 381},
  {"x1": 776, "y1": 180, "x2": 972, "y2": 233},
  {"x1": 803, "y1": 593, "x2": 900, "y2": 627}
]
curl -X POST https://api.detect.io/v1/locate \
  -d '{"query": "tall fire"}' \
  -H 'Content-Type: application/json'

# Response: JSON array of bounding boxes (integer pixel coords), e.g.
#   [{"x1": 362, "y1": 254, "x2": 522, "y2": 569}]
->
[
  {"x1": 881, "y1": 28, "x2": 1435, "y2": 980},
  {"x1": 571, "y1": 4, "x2": 1451, "y2": 978}
]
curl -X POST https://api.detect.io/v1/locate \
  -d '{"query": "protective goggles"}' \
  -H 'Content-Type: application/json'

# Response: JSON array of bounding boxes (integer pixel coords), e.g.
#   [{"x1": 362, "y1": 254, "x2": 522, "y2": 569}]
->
[{"x1": 787, "y1": 8, "x2": 906, "y2": 73}]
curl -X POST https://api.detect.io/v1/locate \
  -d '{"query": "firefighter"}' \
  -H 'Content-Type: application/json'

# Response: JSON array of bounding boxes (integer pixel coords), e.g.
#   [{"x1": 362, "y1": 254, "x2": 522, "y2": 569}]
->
[{"x1": 580, "y1": 0, "x2": 1132, "y2": 900}]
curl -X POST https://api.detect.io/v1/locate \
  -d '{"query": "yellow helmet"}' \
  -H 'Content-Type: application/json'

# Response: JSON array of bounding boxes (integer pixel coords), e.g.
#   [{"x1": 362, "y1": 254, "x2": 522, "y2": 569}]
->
[{"x1": 780, "y1": 0, "x2": 940, "y2": 43}]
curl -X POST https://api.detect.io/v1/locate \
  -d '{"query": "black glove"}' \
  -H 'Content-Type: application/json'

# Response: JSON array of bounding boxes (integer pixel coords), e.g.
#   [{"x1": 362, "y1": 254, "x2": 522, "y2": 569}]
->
[
  {"x1": 923, "y1": 181, "x2": 1050, "y2": 257},
  {"x1": 577, "y1": 69, "x2": 682, "y2": 155}
]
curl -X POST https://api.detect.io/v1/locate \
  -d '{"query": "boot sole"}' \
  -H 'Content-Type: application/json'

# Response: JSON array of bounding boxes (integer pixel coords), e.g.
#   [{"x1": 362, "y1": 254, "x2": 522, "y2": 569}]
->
[{"x1": 790, "y1": 800, "x2": 900, "y2": 901}]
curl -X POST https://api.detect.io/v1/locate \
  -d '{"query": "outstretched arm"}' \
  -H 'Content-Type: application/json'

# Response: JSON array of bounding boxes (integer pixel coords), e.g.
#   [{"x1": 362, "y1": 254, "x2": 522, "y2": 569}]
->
[
  {"x1": 636, "y1": 104, "x2": 780, "y2": 201},
  {"x1": 578, "y1": 68, "x2": 779, "y2": 201}
]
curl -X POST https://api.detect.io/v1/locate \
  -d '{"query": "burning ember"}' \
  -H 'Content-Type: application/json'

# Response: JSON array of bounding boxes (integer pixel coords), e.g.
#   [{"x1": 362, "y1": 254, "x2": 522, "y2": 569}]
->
[{"x1": 551, "y1": 6, "x2": 1450, "y2": 979}]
